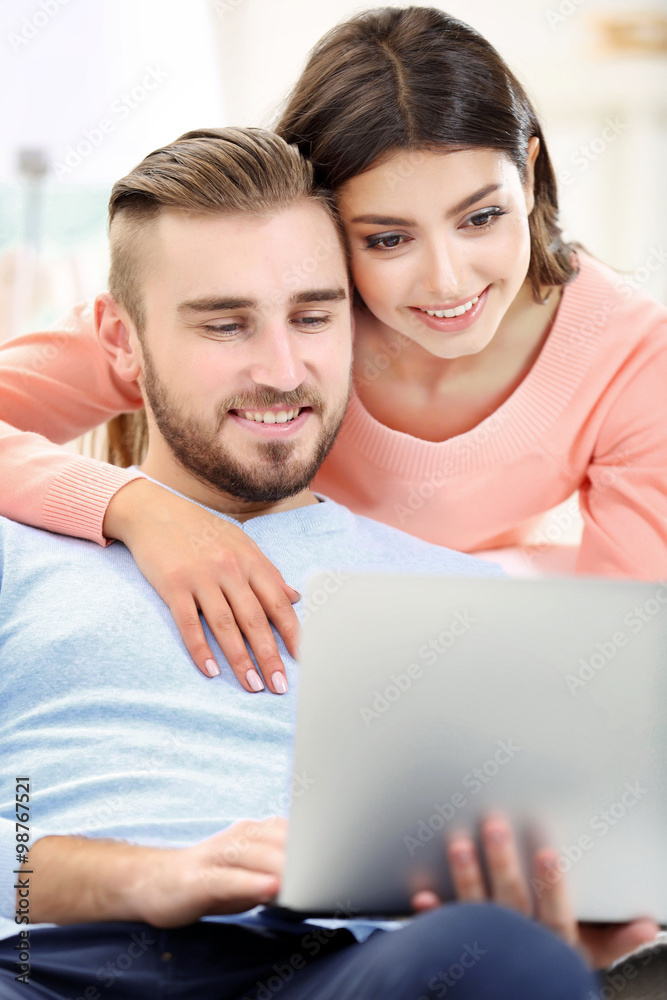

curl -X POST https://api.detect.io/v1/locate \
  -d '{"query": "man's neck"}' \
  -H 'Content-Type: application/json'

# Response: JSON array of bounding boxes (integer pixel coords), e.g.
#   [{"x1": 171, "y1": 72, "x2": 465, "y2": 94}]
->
[{"x1": 138, "y1": 453, "x2": 319, "y2": 523}]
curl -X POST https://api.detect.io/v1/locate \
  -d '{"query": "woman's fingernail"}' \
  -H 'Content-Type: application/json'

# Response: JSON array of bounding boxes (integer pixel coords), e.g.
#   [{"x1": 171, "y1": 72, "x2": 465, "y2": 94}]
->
[
  {"x1": 290, "y1": 590, "x2": 302, "y2": 602},
  {"x1": 246, "y1": 669, "x2": 264, "y2": 692},
  {"x1": 204, "y1": 658, "x2": 220, "y2": 677},
  {"x1": 272, "y1": 672, "x2": 288, "y2": 694},
  {"x1": 486, "y1": 826, "x2": 508, "y2": 845}
]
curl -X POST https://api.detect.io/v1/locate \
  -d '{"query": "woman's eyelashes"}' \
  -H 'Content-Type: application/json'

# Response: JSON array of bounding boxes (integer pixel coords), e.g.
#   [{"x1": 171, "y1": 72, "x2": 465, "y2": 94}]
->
[
  {"x1": 361, "y1": 207, "x2": 509, "y2": 251},
  {"x1": 463, "y1": 207, "x2": 509, "y2": 231},
  {"x1": 363, "y1": 233, "x2": 411, "y2": 252}
]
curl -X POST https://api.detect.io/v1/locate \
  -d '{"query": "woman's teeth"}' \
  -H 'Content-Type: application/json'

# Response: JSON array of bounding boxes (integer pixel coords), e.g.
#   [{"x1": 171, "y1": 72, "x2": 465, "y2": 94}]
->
[
  {"x1": 241, "y1": 408, "x2": 301, "y2": 424},
  {"x1": 420, "y1": 295, "x2": 479, "y2": 318}
]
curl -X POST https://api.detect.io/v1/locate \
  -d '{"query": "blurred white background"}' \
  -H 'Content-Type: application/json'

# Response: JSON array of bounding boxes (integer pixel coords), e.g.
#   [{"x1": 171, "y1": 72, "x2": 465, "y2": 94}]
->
[{"x1": 1, "y1": 0, "x2": 666, "y2": 340}]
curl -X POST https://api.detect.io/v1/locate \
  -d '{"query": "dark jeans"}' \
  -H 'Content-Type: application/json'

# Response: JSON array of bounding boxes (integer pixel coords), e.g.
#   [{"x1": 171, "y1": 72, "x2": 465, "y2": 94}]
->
[{"x1": 0, "y1": 903, "x2": 599, "y2": 999}]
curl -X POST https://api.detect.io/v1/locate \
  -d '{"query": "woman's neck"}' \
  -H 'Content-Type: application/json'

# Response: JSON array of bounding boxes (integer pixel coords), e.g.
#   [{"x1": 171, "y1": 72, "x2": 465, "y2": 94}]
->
[{"x1": 353, "y1": 281, "x2": 563, "y2": 442}]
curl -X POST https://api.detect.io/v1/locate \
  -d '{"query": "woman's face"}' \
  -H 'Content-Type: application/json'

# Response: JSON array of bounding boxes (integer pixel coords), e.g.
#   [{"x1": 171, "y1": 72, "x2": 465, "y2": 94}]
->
[{"x1": 337, "y1": 142, "x2": 540, "y2": 359}]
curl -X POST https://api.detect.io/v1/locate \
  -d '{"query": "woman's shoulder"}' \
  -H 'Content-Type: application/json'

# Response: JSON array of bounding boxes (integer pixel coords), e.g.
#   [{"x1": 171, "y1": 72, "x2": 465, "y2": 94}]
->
[{"x1": 567, "y1": 250, "x2": 667, "y2": 349}]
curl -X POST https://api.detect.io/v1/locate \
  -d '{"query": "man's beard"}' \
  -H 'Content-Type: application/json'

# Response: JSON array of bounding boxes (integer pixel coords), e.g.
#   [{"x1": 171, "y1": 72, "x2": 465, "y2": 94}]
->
[{"x1": 141, "y1": 351, "x2": 351, "y2": 505}]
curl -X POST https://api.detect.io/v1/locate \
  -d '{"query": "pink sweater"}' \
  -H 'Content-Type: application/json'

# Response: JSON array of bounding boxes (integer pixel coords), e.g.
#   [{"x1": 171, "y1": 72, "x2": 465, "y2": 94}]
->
[{"x1": 1, "y1": 253, "x2": 666, "y2": 578}]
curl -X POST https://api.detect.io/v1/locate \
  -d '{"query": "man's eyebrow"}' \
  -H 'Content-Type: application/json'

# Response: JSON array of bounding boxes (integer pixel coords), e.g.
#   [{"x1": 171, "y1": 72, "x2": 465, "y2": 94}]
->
[
  {"x1": 290, "y1": 287, "x2": 348, "y2": 305},
  {"x1": 350, "y1": 184, "x2": 504, "y2": 227},
  {"x1": 177, "y1": 296, "x2": 257, "y2": 315}
]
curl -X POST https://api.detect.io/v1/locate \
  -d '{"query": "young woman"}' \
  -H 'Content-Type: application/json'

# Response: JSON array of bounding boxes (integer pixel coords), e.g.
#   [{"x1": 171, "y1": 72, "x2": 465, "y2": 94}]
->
[{"x1": 1, "y1": 5, "x2": 666, "y2": 695}]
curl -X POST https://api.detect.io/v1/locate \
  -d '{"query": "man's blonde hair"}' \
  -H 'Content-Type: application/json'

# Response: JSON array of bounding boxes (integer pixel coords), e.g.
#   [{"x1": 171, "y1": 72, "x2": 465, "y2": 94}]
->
[{"x1": 108, "y1": 126, "x2": 342, "y2": 335}]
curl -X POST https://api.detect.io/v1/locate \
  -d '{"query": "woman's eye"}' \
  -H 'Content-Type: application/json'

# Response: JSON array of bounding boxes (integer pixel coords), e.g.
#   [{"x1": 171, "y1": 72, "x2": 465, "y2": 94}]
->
[
  {"x1": 464, "y1": 208, "x2": 508, "y2": 231},
  {"x1": 365, "y1": 233, "x2": 409, "y2": 251}
]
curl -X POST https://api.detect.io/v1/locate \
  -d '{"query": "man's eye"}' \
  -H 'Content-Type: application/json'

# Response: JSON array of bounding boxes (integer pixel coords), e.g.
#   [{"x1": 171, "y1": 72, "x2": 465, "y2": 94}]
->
[
  {"x1": 365, "y1": 233, "x2": 409, "y2": 251},
  {"x1": 294, "y1": 315, "x2": 330, "y2": 330},
  {"x1": 204, "y1": 323, "x2": 242, "y2": 336}
]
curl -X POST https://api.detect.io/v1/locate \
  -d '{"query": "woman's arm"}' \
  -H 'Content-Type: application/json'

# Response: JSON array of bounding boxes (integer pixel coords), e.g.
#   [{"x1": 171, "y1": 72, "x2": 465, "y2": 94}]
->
[
  {"x1": 577, "y1": 340, "x2": 667, "y2": 579},
  {"x1": 0, "y1": 302, "x2": 144, "y2": 543},
  {"x1": 0, "y1": 304, "x2": 299, "y2": 686}
]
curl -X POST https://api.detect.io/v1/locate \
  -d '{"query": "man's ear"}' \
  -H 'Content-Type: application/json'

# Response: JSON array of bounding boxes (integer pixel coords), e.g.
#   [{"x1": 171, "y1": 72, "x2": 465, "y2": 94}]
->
[
  {"x1": 523, "y1": 136, "x2": 540, "y2": 217},
  {"x1": 94, "y1": 293, "x2": 142, "y2": 383}
]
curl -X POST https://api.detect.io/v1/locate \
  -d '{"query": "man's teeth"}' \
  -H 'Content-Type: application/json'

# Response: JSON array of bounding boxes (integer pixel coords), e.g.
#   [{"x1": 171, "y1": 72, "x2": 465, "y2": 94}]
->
[
  {"x1": 241, "y1": 408, "x2": 302, "y2": 424},
  {"x1": 420, "y1": 295, "x2": 479, "y2": 318}
]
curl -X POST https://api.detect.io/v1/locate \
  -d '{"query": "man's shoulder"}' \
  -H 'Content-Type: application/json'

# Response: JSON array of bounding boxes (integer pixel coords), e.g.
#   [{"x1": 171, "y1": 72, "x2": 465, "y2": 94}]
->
[{"x1": 332, "y1": 503, "x2": 503, "y2": 577}]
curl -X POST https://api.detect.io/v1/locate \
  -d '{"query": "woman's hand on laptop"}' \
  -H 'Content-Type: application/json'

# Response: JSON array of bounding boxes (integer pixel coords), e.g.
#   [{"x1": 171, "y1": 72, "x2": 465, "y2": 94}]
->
[
  {"x1": 104, "y1": 478, "x2": 301, "y2": 690},
  {"x1": 409, "y1": 815, "x2": 658, "y2": 969}
]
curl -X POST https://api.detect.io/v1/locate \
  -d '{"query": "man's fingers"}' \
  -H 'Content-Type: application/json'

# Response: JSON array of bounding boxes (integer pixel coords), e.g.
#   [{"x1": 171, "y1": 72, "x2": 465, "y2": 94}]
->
[
  {"x1": 481, "y1": 817, "x2": 531, "y2": 915},
  {"x1": 447, "y1": 837, "x2": 487, "y2": 901},
  {"x1": 204, "y1": 867, "x2": 281, "y2": 913},
  {"x1": 532, "y1": 849, "x2": 578, "y2": 946}
]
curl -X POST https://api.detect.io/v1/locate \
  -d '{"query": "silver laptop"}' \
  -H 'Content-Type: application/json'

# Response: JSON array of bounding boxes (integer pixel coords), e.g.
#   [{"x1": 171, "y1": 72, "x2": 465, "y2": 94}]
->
[{"x1": 278, "y1": 573, "x2": 667, "y2": 923}]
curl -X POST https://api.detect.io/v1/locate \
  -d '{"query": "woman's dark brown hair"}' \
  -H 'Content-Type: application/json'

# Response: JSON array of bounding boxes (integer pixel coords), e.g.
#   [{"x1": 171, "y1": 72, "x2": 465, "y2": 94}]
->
[{"x1": 277, "y1": 5, "x2": 577, "y2": 301}]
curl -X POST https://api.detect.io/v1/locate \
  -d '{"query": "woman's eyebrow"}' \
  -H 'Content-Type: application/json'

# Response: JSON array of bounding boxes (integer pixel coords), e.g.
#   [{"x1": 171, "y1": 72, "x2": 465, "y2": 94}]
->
[
  {"x1": 447, "y1": 183, "x2": 503, "y2": 217},
  {"x1": 350, "y1": 214, "x2": 415, "y2": 226},
  {"x1": 350, "y1": 184, "x2": 504, "y2": 227}
]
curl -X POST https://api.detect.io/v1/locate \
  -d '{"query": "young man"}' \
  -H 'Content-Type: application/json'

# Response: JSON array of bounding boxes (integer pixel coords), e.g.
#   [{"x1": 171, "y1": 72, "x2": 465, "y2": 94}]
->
[{"x1": 0, "y1": 128, "x2": 607, "y2": 998}]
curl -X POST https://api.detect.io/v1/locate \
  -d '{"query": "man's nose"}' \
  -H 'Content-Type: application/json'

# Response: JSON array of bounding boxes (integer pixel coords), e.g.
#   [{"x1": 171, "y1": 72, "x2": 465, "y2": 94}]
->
[{"x1": 247, "y1": 324, "x2": 308, "y2": 392}]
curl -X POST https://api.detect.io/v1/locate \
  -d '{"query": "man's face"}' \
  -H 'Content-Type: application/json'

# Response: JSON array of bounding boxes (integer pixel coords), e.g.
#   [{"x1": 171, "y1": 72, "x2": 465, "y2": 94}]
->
[{"x1": 134, "y1": 200, "x2": 352, "y2": 507}]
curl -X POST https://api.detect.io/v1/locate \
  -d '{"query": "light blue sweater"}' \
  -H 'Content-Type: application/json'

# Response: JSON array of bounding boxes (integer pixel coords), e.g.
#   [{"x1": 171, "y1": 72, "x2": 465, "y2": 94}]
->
[{"x1": 0, "y1": 483, "x2": 500, "y2": 943}]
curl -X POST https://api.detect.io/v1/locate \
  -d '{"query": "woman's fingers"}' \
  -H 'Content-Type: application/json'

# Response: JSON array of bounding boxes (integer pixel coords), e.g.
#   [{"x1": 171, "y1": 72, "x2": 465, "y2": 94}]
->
[
  {"x1": 250, "y1": 571, "x2": 302, "y2": 660},
  {"x1": 112, "y1": 481, "x2": 301, "y2": 684},
  {"x1": 198, "y1": 583, "x2": 289, "y2": 694},
  {"x1": 480, "y1": 817, "x2": 531, "y2": 915},
  {"x1": 531, "y1": 849, "x2": 578, "y2": 947},
  {"x1": 169, "y1": 593, "x2": 224, "y2": 679}
]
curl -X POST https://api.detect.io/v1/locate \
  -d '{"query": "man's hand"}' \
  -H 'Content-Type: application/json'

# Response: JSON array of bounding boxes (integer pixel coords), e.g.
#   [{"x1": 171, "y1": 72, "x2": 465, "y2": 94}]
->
[
  {"x1": 138, "y1": 818, "x2": 286, "y2": 927},
  {"x1": 409, "y1": 815, "x2": 658, "y2": 970},
  {"x1": 24, "y1": 817, "x2": 286, "y2": 928}
]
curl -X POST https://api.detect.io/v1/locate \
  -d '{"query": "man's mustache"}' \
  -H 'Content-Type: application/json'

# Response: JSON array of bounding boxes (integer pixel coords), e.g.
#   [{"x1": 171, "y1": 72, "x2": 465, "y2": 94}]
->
[{"x1": 221, "y1": 386, "x2": 326, "y2": 413}]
